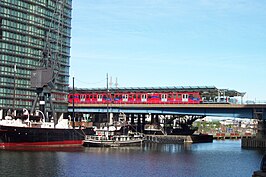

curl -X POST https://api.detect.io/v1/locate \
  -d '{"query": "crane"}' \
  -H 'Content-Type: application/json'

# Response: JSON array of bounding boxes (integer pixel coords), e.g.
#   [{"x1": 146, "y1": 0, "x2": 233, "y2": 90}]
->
[{"x1": 30, "y1": 0, "x2": 67, "y2": 124}]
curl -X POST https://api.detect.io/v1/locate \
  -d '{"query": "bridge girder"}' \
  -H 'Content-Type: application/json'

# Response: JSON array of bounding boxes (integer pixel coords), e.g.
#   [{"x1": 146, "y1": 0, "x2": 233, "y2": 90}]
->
[{"x1": 69, "y1": 107, "x2": 257, "y2": 119}]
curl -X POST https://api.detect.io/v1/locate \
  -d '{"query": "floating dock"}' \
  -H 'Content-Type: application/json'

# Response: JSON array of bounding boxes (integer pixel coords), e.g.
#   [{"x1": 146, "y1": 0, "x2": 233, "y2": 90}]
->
[
  {"x1": 145, "y1": 134, "x2": 213, "y2": 144},
  {"x1": 213, "y1": 132, "x2": 254, "y2": 140}
]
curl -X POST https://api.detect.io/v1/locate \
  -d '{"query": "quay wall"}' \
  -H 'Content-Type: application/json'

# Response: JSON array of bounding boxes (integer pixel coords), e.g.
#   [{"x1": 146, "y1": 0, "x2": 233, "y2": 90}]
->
[
  {"x1": 253, "y1": 171, "x2": 266, "y2": 177},
  {"x1": 242, "y1": 138, "x2": 266, "y2": 148}
]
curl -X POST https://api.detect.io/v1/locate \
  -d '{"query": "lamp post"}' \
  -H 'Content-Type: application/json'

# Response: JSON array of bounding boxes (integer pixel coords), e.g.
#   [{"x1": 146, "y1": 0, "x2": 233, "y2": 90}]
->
[{"x1": 106, "y1": 73, "x2": 109, "y2": 124}]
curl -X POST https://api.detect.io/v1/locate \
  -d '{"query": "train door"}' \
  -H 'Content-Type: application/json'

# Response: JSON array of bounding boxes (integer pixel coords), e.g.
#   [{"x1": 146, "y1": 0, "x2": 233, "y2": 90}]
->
[
  {"x1": 97, "y1": 94, "x2": 102, "y2": 102},
  {"x1": 182, "y1": 94, "x2": 188, "y2": 102},
  {"x1": 161, "y1": 94, "x2": 167, "y2": 102},
  {"x1": 122, "y1": 94, "x2": 128, "y2": 102},
  {"x1": 141, "y1": 94, "x2": 147, "y2": 102},
  {"x1": 80, "y1": 94, "x2": 86, "y2": 102}
]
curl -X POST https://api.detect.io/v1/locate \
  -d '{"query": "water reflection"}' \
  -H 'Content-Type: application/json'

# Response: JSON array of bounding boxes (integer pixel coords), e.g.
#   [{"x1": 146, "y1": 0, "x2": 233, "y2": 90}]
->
[
  {"x1": 0, "y1": 140, "x2": 264, "y2": 177},
  {"x1": 143, "y1": 142, "x2": 193, "y2": 153},
  {"x1": 0, "y1": 150, "x2": 61, "y2": 177}
]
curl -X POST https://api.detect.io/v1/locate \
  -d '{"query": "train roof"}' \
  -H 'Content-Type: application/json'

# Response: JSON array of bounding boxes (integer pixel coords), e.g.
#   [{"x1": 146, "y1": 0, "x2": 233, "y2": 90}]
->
[{"x1": 70, "y1": 86, "x2": 245, "y2": 98}]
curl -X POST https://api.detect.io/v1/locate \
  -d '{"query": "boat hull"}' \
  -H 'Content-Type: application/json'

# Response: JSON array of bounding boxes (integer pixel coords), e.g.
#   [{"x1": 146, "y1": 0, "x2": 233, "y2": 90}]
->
[
  {"x1": 0, "y1": 125, "x2": 95, "y2": 148},
  {"x1": 83, "y1": 139, "x2": 143, "y2": 147}
]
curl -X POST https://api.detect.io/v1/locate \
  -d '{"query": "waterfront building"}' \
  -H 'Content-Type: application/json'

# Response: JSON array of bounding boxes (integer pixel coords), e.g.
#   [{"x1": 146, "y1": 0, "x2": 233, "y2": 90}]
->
[{"x1": 0, "y1": 0, "x2": 72, "y2": 117}]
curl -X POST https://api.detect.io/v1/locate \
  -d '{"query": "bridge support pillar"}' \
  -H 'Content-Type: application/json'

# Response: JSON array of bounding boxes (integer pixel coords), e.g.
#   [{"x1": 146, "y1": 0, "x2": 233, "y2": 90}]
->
[
  {"x1": 137, "y1": 114, "x2": 141, "y2": 133},
  {"x1": 142, "y1": 114, "x2": 146, "y2": 133},
  {"x1": 257, "y1": 120, "x2": 266, "y2": 139},
  {"x1": 131, "y1": 114, "x2": 135, "y2": 125},
  {"x1": 126, "y1": 114, "x2": 129, "y2": 122},
  {"x1": 151, "y1": 114, "x2": 154, "y2": 124},
  {"x1": 155, "y1": 114, "x2": 159, "y2": 126},
  {"x1": 109, "y1": 112, "x2": 113, "y2": 125}
]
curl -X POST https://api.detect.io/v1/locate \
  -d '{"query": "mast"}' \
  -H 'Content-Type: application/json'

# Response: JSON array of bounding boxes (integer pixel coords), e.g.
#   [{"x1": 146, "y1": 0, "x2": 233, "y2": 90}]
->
[
  {"x1": 12, "y1": 64, "x2": 16, "y2": 113},
  {"x1": 72, "y1": 76, "x2": 75, "y2": 129},
  {"x1": 106, "y1": 73, "x2": 109, "y2": 124}
]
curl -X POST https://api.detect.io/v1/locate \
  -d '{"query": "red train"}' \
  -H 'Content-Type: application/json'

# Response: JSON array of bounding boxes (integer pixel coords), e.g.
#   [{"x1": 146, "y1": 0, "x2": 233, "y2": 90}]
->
[{"x1": 68, "y1": 91, "x2": 202, "y2": 104}]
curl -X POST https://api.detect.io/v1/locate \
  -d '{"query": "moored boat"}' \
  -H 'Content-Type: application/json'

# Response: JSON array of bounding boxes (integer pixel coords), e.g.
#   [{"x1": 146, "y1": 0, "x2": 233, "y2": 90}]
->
[
  {"x1": 0, "y1": 110, "x2": 95, "y2": 148},
  {"x1": 83, "y1": 131, "x2": 144, "y2": 147}
]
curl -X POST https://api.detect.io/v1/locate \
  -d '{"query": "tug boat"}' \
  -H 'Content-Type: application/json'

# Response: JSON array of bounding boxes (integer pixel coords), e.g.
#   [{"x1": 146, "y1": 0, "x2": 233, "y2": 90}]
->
[{"x1": 83, "y1": 126, "x2": 144, "y2": 147}]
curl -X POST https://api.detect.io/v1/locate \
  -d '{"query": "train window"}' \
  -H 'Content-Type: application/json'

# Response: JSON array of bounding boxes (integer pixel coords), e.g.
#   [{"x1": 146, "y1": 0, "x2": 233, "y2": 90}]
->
[
  {"x1": 122, "y1": 94, "x2": 128, "y2": 102},
  {"x1": 97, "y1": 95, "x2": 102, "y2": 99},
  {"x1": 189, "y1": 94, "x2": 193, "y2": 98},
  {"x1": 182, "y1": 94, "x2": 188, "y2": 99},
  {"x1": 173, "y1": 94, "x2": 176, "y2": 99},
  {"x1": 94, "y1": 95, "x2": 96, "y2": 99},
  {"x1": 168, "y1": 94, "x2": 172, "y2": 98},
  {"x1": 133, "y1": 94, "x2": 136, "y2": 99},
  {"x1": 69, "y1": 95, "x2": 73, "y2": 99},
  {"x1": 90, "y1": 95, "x2": 92, "y2": 99},
  {"x1": 161, "y1": 94, "x2": 167, "y2": 102},
  {"x1": 178, "y1": 94, "x2": 181, "y2": 98},
  {"x1": 129, "y1": 95, "x2": 132, "y2": 99},
  {"x1": 80, "y1": 95, "x2": 86, "y2": 101},
  {"x1": 138, "y1": 95, "x2": 140, "y2": 99},
  {"x1": 148, "y1": 95, "x2": 151, "y2": 99},
  {"x1": 141, "y1": 94, "x2": 147, "y2": 102}
]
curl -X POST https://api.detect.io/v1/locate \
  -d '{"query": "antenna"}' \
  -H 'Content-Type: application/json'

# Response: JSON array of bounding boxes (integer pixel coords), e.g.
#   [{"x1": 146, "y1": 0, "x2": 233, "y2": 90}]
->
[
  {"x1": 115, "y1": 77, "x2": 118, "y2": 88},
  {"x1": 109, "y1": 76, "x2": 113, "y2": 88}
]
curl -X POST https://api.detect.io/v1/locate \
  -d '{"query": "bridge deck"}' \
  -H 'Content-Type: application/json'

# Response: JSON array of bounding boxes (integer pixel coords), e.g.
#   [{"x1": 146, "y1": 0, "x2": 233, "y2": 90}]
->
[{"x1": 69, "y1": 104, "x2": 266, "y2": 119}]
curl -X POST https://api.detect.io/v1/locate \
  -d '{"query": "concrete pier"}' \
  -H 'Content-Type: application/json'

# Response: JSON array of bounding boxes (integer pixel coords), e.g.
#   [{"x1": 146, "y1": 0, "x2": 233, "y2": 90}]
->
[
  {"x1": 242, "y1": 138, "x2": 266, "y2": 148},
  {"x1": 242, "y1": 119, "x2": 266, "y2": 148}
]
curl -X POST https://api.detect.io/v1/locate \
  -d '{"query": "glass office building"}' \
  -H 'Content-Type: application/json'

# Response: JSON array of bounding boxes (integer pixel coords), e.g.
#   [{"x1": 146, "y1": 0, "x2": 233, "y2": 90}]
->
[{"x1": 0, "y1": 0, "x2": 72, "y2": 116}]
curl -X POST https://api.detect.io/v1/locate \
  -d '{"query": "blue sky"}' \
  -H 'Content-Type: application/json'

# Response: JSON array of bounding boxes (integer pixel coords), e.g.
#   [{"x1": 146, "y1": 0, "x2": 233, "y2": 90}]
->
[{"x1": 70, "y1": 0, "x2": 266, "y2": 101}]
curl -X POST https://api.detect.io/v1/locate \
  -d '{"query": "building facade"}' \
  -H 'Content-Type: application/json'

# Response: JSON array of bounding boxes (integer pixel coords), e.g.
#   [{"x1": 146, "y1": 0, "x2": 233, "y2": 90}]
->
[{"x1": 0, "y1": 0, "x2": 72, "y2": 117}]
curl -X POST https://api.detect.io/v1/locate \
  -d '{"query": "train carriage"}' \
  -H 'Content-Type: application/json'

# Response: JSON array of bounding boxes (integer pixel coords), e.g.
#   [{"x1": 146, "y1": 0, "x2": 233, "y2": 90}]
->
[
  {"x1": 68, "y1": 86, "x2": 243, "y2": 105},
  {"x1": 69, "y1": 91, "x2": 202, "y2": 104}
]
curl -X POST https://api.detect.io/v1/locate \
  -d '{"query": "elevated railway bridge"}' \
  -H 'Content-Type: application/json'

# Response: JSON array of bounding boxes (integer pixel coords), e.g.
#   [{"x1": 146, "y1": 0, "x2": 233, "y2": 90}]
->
[
  {"x1": 68, "y1": 86, "x2": 266, "y2": 147},
  {"x1": 68, "y1": 85, "x2": 263, "y2": 120}
]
